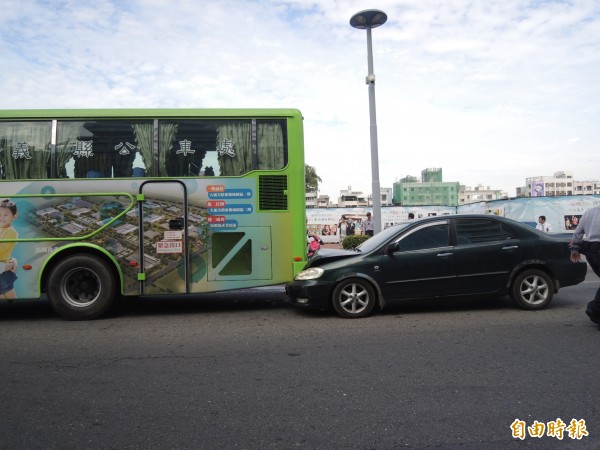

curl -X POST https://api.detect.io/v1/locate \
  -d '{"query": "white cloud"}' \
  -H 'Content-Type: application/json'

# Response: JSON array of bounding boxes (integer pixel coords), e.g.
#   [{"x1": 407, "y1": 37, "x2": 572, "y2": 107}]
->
[{"x1": 1, "y1": 0, "x2": 600, "y2": 198}]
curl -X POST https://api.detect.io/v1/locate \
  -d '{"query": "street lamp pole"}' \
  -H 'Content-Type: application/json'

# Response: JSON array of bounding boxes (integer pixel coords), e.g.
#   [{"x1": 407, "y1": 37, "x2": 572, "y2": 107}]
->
[{"x1": 350, "y1": 9, "x2": 387, "y2": 235}]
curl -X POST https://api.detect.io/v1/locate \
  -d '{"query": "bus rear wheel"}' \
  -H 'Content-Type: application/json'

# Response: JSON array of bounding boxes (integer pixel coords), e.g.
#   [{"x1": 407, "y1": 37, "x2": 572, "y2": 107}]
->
[{"x1": 47, "y1": 254, "x2": 116, "y2": 320}]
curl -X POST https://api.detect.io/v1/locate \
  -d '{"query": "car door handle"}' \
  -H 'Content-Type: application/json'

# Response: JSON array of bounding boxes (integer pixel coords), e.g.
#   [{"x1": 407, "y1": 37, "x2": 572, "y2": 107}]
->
[
  {"x1": 502, "y1": 246, "x2": 519, "y2": 250},
  {"x1": 437, "y1": 252, "x2": 453, "y2": 257}
]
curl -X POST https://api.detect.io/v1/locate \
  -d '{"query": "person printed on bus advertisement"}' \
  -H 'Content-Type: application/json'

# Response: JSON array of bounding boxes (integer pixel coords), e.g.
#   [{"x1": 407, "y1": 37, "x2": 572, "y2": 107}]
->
[{"x1": 0, "y1": 199, "x2": 18, "y2": 299}]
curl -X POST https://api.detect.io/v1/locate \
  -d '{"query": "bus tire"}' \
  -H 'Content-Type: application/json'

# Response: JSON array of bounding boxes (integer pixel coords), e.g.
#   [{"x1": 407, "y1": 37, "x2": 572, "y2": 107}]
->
[{"x1": 47, "y1": 254, "x2": 116, "y2": 320}]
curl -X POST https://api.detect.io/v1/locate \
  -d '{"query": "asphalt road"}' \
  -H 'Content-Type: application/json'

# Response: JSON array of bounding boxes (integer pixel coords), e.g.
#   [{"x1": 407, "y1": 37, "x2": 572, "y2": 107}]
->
[{"x1": 1, "y1": 270, "x2": 599, "y2": 450}]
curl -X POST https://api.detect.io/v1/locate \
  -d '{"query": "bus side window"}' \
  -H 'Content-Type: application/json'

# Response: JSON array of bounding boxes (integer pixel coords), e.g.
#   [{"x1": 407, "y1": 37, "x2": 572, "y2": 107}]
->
[
  {"x1": 159, "y1": 121, "x2": 208, "y2": 177},
  {"x1": 156, "y1": 119, "x2": 287, "y2": 177},
  {"x1": 0, "y1": 121, "x2": 52, "y2": 180},
  {"x1": 57, "y1": 120, "x2": 151, "y2": 179},
  {"x1": 257, "y1": 121, "x2": 286, "y2": 170}
]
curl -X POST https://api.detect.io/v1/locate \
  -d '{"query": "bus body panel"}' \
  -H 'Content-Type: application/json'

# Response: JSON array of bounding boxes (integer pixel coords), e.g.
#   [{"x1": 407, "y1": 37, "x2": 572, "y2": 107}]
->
[{"x1": 0, "y1": 109, "x2": 305, "y2": 307}]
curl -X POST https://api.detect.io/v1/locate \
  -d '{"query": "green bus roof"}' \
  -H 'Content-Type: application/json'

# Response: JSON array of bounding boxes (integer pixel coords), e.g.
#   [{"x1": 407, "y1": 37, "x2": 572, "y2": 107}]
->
[{"x1": 0, "y1": 108, "x2": 303, "y2": 120}]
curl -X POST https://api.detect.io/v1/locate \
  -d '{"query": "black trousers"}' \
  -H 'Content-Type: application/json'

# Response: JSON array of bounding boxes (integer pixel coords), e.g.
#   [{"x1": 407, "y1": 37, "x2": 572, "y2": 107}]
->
[{"x1": 585, "y1": 251, "x2": 600, "y2": 315}]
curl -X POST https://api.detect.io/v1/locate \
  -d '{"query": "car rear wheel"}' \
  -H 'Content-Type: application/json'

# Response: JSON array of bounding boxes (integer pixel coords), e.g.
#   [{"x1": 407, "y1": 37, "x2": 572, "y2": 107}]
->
[
  {"x1": 331, "y1": 278, "x2": 376, "y2": 318},
  {"x1": 510, "y1": 269, "x2": 554, "y2": 310}
]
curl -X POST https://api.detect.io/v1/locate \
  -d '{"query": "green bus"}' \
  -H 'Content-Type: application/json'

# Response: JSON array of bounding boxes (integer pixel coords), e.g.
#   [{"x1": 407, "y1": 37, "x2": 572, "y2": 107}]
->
[{"x1": 0, "y1": 109, "x2": 306, "y2": 319}]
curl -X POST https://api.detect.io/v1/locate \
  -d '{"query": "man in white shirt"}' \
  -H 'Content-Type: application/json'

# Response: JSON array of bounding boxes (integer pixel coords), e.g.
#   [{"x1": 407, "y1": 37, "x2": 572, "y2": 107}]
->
[
  {"x1": 570, "y1": 205, "x2": 600, "y2": 327},
  {"x1": 536, "y1": 215, "x2": 552, "y2": 233}
]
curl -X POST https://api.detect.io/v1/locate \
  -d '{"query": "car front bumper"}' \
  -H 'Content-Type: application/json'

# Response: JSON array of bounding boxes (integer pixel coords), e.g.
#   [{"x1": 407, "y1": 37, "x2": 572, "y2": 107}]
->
[{"x1": 285, "y1": 280, "x2": 335, "y2": 310}]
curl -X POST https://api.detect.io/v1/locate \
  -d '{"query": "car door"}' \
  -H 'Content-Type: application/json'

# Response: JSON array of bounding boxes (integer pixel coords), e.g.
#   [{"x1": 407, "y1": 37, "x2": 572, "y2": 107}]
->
[
  {"x1": 452, "y1": 217, "x2": 522, "y2": 295},
  {"x1": 382, "y1": 220, "x2": 456, "y2": 299}
]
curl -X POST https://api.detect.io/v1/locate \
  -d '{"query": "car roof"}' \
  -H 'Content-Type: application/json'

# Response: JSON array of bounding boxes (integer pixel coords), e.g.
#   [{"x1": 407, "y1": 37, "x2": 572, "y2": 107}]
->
[{"x1": 409, "y1": 214, "x2": 539, "y2": 233}]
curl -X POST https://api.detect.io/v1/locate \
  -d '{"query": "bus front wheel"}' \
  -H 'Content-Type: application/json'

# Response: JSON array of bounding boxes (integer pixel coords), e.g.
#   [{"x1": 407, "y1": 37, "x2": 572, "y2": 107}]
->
[{"x1": 47, "y1": 254, "x2": 116, "y2": 320}]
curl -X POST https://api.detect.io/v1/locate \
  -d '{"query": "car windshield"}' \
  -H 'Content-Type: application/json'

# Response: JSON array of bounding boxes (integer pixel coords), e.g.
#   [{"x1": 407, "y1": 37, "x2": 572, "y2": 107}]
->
[{"x1": 357, "y1": 223, "x2": 411, "y2": 253}]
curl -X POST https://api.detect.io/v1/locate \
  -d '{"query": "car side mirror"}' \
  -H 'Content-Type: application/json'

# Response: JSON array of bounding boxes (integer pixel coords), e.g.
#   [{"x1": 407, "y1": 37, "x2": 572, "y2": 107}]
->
[{"x1": 386, "y1": 242, "x2": 399, "y2": 255}]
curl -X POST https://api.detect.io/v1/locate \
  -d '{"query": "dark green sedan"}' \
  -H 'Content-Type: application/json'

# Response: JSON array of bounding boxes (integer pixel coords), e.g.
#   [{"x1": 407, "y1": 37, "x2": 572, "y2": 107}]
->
[{"x1": 286, "y1": 215, "x2": 588, "y2": 318}]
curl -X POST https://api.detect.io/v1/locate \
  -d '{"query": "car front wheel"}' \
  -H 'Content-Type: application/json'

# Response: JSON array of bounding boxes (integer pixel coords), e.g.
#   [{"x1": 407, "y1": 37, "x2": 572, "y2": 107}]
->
[
  {"x1": 331, "y1": 278, "x2": 376, "y2": 318},
  {"x1": 510, "y1": 269, "x2": 554, "y2": 310}
]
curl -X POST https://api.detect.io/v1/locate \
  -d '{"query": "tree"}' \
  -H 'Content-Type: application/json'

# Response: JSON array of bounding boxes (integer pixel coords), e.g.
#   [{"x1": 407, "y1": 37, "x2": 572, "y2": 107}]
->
[{"x1": 305, "y1": 164, "x2": 322, "y2": 192}]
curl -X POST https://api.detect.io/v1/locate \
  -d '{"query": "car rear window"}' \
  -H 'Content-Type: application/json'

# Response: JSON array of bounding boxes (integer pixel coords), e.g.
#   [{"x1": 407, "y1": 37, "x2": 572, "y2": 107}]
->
[{"x1": 455, "y1": 218, "x2": 514, "y2": 244}]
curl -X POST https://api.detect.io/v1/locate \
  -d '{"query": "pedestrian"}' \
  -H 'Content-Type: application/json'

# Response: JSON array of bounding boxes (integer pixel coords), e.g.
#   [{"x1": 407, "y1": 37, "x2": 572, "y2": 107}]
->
[
  {"x1": 339, "y1": 216, "x2": 347, "y2": 239},
  {"x1": 307, "y1": 235, "x2": 322, "y2": 259},
  {"x1": 569, "y1": 204, "x2": 600, "y2": 327},
  {"x1": 346, "y1": 219, "x2": 355, "y2": 236},
  {"x1": 363, "y1": 212, "x2": 374, "y2": 236},
  {"x1": 536, "y1": 215, "x2": 552, "y2": 233},
  {"x1": 408, "y1": 212, "x2": 415, "y2": 220}
]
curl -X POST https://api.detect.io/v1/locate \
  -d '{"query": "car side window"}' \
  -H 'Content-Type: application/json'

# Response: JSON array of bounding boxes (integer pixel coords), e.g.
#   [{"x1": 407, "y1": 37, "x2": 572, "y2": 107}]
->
[
  {"x1": 398, "y1": 223, "x2": 449, "y2": 252},
  {"x1": 455, "y1": 219, "x2": 514, "y2": 244}
]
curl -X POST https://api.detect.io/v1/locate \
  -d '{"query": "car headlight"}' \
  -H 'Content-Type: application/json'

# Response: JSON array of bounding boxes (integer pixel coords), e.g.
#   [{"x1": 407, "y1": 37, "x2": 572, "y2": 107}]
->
[{"x1": 295, "y1": 267, "x2": 324, "y2": 280}]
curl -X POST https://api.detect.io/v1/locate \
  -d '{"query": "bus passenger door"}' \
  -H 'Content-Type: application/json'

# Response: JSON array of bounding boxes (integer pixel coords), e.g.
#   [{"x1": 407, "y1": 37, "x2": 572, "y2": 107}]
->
[{"x1": 138, "y1": 181, "x2": 190, "y2": 295}]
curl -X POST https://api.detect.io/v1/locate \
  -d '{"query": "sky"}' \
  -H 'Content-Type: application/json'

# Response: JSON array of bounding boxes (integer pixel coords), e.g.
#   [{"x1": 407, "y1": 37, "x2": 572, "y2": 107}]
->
[{"x1": 1, "y1": 0, "x2": 600, "y2": 199}]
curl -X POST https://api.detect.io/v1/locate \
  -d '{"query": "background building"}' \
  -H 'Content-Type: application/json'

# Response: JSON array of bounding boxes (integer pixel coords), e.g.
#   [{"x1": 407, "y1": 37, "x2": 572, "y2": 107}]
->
[
  {"x1": 574, "y1": 180, "x2": 600, "y2": 195},
  {"x1": 393, "y1": 168, "x2": 460, "y2": 206},
  {"x1": 317, "y1": 195, "x2": 331, "y2": 208},
  {"x1": 305, "y1": 190, "x2": 318, "y2": 208},
  {"x1": 459, "y1": 184, "x2": 506, "y2": 205},
  {"x1": 306, "y1": 192, "x2": 335, "y2": 208},
  {"x1": 309, "y1": 188, "x2": 391, "y2": 208},
  {"x1": 338, "y1": 188, "x2": 369, "y2": 208},
  {"x1": 517, "y1": 171, "x2": 600, "y2": 197},
  {"x1": 368, "y1": 187, "x2": 393, "y2": 207},
  {"x1": 304, "y1": 167, "x2": 600, "y2": 209}
]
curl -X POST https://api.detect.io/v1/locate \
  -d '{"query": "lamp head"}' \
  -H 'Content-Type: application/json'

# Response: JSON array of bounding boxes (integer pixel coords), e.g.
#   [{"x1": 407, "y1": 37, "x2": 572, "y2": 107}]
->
[{"x1": 350, "y1": 9, "x2": 387, "y2": 29}]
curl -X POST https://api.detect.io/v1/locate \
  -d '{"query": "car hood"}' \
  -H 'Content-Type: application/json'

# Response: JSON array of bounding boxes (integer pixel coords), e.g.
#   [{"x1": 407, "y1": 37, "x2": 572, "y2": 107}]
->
[{"x1": 307, "y1": 248, "x2": 360, "y2": 267}]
